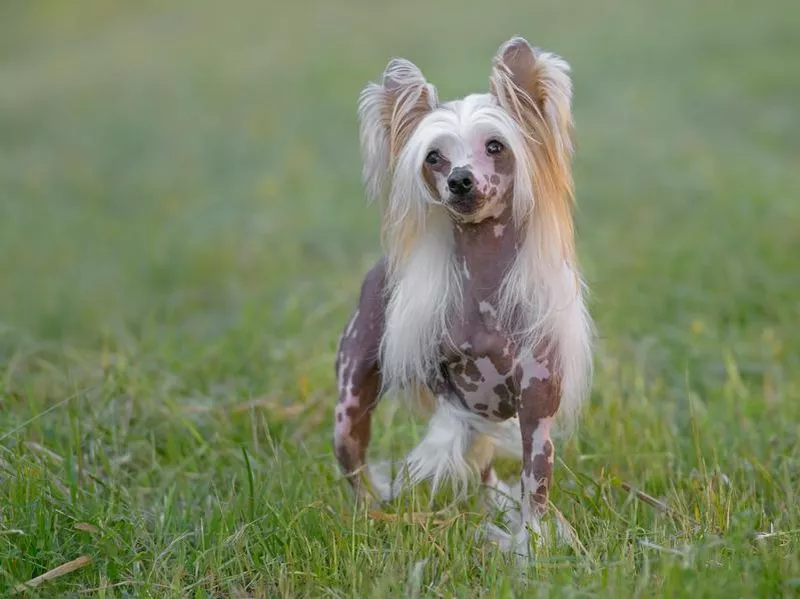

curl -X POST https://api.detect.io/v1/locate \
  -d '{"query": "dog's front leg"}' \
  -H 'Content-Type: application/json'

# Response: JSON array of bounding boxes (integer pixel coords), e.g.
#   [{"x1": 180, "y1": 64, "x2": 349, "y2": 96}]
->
[
  {"x1": 333, "y1": 260, "x2": 387, "y2": 504},
  {"x1": 519, "y1": 411, "x2": 556, "y2": 523},
  {"x1": 478, "y1": 359, "x2": 563, "y2": 557},
  {"x1": 515, "y1": 358, "x2": 562, "y2": 551},
  {"x1": 334, "y1": 359, "x2": 381, "y2": 503}
]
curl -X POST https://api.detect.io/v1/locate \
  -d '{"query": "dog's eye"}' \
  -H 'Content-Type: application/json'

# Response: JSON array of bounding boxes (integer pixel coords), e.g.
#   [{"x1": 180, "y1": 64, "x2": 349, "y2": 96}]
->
[
  {"x1": 425, "y1": 150, "x2": 441, "y2": 165},
  {"x1": 486, "y1": 140, "x2": 504, "y2": 155}
]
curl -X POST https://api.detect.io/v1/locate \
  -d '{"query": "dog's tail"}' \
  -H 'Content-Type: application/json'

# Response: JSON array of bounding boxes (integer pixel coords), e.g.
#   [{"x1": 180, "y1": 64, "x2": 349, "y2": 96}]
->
[{"x1": 370, "y1": 398, "x2": 523, "y2": 501}]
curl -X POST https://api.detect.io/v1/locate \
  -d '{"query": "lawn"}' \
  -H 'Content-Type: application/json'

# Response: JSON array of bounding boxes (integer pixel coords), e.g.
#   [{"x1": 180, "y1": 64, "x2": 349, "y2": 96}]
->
[{"x1": 1, "y1": 0, "x2": 799, "y2": 596}]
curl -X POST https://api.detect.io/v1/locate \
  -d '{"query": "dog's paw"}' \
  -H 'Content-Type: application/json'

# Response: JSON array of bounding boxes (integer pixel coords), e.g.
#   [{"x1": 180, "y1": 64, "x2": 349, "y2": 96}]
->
[
  {"x1": 364, "y1": 461, "x2": 396, "y2": 502},
  {"x1": 481, "y1": 474, "x2": 522, "y2": 528},
  {"x1": 477, "y1": 512, "x2": 578, "y2": 561},
  {"x1": 478, "y1": 520, "x2": 538, "y2": 559}
]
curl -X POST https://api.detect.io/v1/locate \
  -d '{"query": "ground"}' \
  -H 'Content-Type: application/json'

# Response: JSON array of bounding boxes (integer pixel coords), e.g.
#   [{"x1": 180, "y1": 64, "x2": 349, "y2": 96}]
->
[{"x1": 1, "y1": 0, "x2": 799, "y2": 596}]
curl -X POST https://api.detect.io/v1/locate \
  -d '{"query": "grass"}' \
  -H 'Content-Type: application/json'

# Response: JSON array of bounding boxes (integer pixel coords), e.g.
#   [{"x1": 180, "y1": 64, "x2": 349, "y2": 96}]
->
[{"x1": 1, "y1": 0, "x2": 799, "y2": 596}]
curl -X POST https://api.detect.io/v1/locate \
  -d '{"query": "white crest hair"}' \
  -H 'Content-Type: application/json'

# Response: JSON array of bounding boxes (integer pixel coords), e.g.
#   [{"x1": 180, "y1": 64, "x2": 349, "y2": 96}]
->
[{"x1": 358, "y1": 38, "x2": 593, "y2": 427}]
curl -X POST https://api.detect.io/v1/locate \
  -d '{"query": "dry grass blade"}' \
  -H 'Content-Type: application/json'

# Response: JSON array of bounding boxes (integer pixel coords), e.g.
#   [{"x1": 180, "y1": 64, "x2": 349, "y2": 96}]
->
[
  {"x1": 26, "y1": 441, "x2": 108, "y2": 490},
  {"x1": 74, "y1": 523, "x2": 100, "y2": 534},
  {"x1": 0, "y1": 455, "x2": 13, "y2": 472},
  {"x1": 231, "y1": 396, "x2": 305, "y2": 416},
  {"x1": 365, "y1": 510, "x2": 459, "y2": 527},
  {"x1": 14, "y1": 555, "x2": 92, "y2": 593},
  {"x1": 621, "y1": 481, "x2": 700, "y2": 527},
  {"x1": 25, "y1": 442, "x2": 64, "y2": 463},
  {"x1": 290, "y1": 404, "x2": 326, "y2": 442},
  {"x1": 341, "y1": 509, "x2": 450, "y2": 526},
  {"x1": 550, "y1": 506, "x2": 592, "y2": 561},
  {"x1": 180, "y1": 395, "x2": 306, "y2": 419}
]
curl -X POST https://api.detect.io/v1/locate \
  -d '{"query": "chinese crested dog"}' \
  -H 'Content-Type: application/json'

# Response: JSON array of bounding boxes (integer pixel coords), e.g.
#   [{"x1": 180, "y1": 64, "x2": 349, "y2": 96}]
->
[{"x1": 334, "y1": 36, "x2": 593, "y2": 556}]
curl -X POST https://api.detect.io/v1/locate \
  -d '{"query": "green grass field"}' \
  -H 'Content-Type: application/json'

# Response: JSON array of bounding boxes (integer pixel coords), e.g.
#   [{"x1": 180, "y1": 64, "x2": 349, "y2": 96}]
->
[{"x1": 1, "y1": 0, "x2": 799, "y2": 596}]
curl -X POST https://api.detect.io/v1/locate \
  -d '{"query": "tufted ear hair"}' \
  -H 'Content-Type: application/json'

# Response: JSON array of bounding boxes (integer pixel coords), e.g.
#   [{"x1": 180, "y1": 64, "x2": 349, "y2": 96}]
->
[
  {"x1": 358, "y1": 58, "x2": 438, "y2": 203},
  {"x1": 490, "y1": 36, "x2": 573, "y2": 160},
  {"x1": 490, "y1": 36, "x2": 577, "y2": 265},
  {"x1": 490, "y1": 37, "x2": 574, "y2": 202}
]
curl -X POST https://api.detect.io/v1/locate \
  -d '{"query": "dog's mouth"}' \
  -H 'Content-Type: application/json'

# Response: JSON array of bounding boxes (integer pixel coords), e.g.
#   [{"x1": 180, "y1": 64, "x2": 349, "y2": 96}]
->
[{"x1": 446, "y1": 191, "x2": 479, "y2": 215}]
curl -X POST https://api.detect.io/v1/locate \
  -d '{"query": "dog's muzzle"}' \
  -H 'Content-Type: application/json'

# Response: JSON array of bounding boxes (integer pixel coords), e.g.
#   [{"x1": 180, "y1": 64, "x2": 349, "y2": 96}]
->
[{"x1": 447, "y1": 167, "x2": 478, "y2": 213}]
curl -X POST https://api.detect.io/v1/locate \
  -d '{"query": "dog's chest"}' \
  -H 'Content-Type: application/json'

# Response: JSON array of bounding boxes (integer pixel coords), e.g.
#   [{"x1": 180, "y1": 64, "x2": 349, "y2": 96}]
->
[{"x1": 439, "y1": 301, "x2": 521, "y2": 421}]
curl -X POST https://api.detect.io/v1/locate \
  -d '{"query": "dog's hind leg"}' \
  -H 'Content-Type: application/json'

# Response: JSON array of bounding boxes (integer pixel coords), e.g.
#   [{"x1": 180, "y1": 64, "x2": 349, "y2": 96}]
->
[{"x1": 333, "y1": 259, "x2": 387, "y2": 502}]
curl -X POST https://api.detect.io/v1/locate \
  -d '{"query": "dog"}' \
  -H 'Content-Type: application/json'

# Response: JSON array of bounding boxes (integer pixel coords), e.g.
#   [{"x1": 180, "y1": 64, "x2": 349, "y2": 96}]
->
[{"x1": 333, "y1": 36, "x2": 593, "y2": 556}]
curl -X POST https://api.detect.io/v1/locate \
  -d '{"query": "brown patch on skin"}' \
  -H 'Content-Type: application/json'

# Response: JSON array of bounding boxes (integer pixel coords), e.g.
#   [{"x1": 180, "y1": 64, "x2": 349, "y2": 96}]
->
[
  {"x1": 486, "y1": 344, "x2": 513, "y2": 375},
  {"x1": 473, "y1": 403, "x2": 489, "y2": 411},
  {"x1": 530, "y1": 442, "x2": 555, "y2": 510},
  {"x1": 492, "y1": 400, "x2": 516, "y2": 420},
  {"x1": 463, "y1": 360, "x2": 482, "y2": 382},
  {"x1": 492, "y1": 383, "x2": 511, "y2": 403},
  {"x1": 343, "y1": 397, "x2": 373, "y2": 447},
  {"x1": 447, "y1": 355, "x2": 481, "y2": 394},
  {"x1": 531, "y1": 484, "x2": 548, "y2": 512},
  {"x1": 451, "y1": 371, "x2": 479, "y2": 393},
  {"x1": 543, "y1": 439, "x2": 553, "y2": 459},
  {"x1": 422, "y1": 156, "x2": 451, "y2": 200},
  {"x1": 524, "y1": 440, "x2": 553, "y2": 479},
  {"x1": 492, "y1": 146, "x2": 515, "y2": 177}
]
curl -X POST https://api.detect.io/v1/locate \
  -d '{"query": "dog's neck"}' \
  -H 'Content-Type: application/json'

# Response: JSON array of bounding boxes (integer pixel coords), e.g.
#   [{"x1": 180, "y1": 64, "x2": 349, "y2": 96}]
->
[{"x1": 452, "y1": 201, "x2": 518, "y2": 304}]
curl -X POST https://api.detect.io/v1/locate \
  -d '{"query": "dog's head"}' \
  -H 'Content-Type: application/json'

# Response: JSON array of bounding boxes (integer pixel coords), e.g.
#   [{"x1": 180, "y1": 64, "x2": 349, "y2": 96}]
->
[{"x1": 358, "y1": 36, "x2": 574, "y2": 235}]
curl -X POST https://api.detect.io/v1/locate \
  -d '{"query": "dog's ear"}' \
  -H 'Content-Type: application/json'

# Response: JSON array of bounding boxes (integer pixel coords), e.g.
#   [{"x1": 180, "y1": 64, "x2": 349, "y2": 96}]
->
[
  {"x1": 489, "y1": 36, "x2": 573, "y2": 168},
  {"x1": 358, "y1": 59, "x2": 438, "y2": 202}
]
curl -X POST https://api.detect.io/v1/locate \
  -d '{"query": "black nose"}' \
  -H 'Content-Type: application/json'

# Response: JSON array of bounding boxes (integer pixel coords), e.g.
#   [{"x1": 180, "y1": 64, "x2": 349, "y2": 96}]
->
[{"x1": 447, "y1": 168, "x2": 474, "y2": 196}]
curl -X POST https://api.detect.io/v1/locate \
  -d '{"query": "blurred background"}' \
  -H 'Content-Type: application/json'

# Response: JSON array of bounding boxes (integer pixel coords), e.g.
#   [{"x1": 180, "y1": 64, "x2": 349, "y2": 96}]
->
[
  {"x1": 1, "y1": 1, "x2": 798, "y2": 358},
  {"x1": 2, "y1": 0, "x2": 797, "y2": 344},
  {"x1": 0, "y1": 0, "x2": 798, "y2": 594}
]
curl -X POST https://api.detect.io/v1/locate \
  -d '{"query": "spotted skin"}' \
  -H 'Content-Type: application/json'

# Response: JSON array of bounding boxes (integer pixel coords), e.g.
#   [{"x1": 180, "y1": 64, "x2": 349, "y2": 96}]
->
[
  {"x1": 519, "y1": 380, "x2": 560, "y2": 522},
  {"x1": 420, "y1": 109, "x2": 515, "y2": 224},
  {"x1": 333, "y1": 259, "x2": 387, "y2": 499},
  {"x1": 439, "y1": 196, "x2": 520, "y2": 422}
]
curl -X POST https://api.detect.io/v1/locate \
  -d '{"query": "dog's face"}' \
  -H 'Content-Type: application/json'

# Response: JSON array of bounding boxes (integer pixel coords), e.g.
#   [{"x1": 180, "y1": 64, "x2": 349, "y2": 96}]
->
[
  {"x1": 359, "y1": 36, "x2": 574, "y2": 235},
  {"x1": 418, "y1": 95, "x2": 516, "y2": 223}
]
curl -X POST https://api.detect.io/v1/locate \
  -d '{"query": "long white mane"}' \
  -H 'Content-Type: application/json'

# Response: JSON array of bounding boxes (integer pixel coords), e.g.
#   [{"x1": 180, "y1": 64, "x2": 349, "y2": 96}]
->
[{"x1": 358, "y1": 43, "x2": 593, "y2": 427}]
